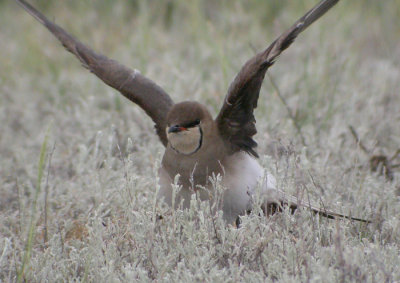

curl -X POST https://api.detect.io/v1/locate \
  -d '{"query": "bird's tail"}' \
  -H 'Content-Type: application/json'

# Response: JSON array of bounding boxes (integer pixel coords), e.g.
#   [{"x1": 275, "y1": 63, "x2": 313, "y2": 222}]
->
[{"x1": 262, "y1": 189, "x2": 371, "y2": 223}]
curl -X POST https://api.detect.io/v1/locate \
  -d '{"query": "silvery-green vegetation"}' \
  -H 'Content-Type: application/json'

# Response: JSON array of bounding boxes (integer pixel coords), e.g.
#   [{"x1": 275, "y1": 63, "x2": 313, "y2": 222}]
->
[{"x1": 1, "y1": 0, "x2": 399, "y2": 281}]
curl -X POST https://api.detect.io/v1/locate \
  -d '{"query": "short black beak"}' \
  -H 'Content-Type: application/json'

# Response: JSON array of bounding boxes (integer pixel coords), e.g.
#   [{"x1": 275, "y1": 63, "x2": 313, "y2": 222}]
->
[{"x1": 168, "y1": 125, "x2": 184, "y2": 133}]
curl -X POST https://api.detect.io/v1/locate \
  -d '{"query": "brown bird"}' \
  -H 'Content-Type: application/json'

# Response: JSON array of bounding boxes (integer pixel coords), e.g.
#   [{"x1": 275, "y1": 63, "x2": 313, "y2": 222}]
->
[{"x1": 16, "y1": 0, "x2": 370, "y2": 224}]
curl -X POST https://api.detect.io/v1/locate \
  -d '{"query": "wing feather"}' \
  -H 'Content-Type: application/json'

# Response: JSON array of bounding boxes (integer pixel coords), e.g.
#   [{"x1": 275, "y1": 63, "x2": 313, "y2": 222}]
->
[
  {"x1": 216, "y1": 0, "x2": 340, "y2": 157},
  {"x1": 16, "y1": 0, "x2": 174, "y2": 146}
]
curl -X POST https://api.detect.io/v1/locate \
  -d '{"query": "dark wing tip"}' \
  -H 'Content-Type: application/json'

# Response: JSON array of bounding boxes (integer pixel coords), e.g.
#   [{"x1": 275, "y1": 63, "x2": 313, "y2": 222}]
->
[{"x1": 16, "y1": 0, "x2": 46, "y2": 25}]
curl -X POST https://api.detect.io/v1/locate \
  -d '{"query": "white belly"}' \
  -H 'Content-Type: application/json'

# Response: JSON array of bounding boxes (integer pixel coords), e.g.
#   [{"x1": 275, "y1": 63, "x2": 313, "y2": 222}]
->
[
  {"x1": 221, "y1": 152, "x2": 276, "y2": 223},
  {"x1": 157, "y1": 152, "x2": 276, "y2": 223}
]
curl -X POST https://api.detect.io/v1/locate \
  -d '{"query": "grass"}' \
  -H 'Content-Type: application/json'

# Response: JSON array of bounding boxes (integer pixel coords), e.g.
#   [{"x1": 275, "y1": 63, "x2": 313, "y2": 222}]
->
[
  {"x1": 1, "y1": 0, "x2": 400, "y2": 281},
  {"x1": 17, "y1": 128, "x2": 49, "y2": 283}
]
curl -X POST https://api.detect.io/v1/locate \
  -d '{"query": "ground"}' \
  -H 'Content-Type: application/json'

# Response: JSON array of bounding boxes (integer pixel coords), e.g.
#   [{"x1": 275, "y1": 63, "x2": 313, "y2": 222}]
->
[{"x1": 1, "y1": 0, "x2": 399, "y2": 282}]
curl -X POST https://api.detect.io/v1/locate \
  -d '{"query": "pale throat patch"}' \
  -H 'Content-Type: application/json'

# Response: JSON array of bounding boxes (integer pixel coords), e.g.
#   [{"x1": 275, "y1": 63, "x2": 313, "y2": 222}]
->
[{"x1": 166, "y1": 126, "x2": 202, "y2": 155}]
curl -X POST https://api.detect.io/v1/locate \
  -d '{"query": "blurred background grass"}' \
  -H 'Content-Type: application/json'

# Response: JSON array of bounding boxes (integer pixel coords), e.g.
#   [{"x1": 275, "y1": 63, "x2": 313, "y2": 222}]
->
[{"x1": 1, "y1": 0, "x2": 400, "y2": 282}]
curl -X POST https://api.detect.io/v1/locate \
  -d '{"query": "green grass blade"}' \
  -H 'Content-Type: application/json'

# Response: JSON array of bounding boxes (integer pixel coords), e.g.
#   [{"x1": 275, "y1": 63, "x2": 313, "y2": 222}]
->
[{"x1": 17, "y1": 131, "x2": 49, "y2": 283}]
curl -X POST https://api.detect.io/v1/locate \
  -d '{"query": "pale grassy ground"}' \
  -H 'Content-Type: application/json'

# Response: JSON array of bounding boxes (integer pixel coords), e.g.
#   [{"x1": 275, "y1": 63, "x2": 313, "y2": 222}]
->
[{"x1": 1, "y1": 0, "x2": 400, "y2": 282}]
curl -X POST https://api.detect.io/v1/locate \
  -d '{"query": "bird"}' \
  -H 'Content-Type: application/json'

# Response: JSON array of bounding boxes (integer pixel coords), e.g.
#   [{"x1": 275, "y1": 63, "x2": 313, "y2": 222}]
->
[{"x1": 15, "y1": 0, "x2": 370, "y2": 224}]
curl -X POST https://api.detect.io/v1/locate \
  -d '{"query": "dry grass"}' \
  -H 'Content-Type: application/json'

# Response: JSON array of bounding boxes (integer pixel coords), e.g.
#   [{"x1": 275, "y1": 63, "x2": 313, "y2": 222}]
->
[{"x1": 1, "y1": 0, "x2": 400, "y2": 281}]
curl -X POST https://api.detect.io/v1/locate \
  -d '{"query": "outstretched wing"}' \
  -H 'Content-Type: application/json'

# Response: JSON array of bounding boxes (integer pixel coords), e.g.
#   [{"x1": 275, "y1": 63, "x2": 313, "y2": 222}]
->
[
  {"x1": 216, "y1": 0, "x2": 339, "y2": 157},
  {"x1": 16, "y1": 0, "x2": 175, "y2": 146}
]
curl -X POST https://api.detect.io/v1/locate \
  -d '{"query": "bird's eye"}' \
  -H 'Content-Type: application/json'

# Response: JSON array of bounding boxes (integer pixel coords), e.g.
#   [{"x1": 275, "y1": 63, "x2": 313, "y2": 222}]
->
[{"x1": 183, "y1": 119, "x2": 201, "y2": 128}]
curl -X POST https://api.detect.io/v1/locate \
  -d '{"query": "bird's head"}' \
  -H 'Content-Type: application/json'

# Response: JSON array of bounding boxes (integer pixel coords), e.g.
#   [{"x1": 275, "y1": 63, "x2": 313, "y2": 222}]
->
[{"x1": 166, "y1": 101, "x2": 213, "y2": 155}]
